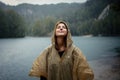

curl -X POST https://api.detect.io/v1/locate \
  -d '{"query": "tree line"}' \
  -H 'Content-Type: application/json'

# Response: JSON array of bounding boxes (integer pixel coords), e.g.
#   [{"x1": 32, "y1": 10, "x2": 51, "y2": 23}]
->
[
  {"x1": 30, "y1": 0, "x2": 120, "y2": 36},
  {"x1": 62, "y1": 0, "x2": 120, "y2": 36},
  {"x1": 0, "y1": 0, "x2": 120, "y2": 38},
  {"x1": 0, "y1": 8, "x2": 26, "y2": 38}
]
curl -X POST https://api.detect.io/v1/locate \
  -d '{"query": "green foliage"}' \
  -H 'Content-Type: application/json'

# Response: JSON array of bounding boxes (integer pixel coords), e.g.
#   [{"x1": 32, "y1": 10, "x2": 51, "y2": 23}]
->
[
  {"x1": 0, "y1": 0, "x2": 120, "y2": 37},
  {"x1": 0, "y1": 8, "x2": 26, "y2": 38},
  {"x1": 25, "y1": 0, "x2": 120, "y2": 36},
  {"x1": 66, "y1": 0, "x2": 120, "y2": 36},
  {"x1": 31, "y1": 17, "x2": 57, "y2": 36}
]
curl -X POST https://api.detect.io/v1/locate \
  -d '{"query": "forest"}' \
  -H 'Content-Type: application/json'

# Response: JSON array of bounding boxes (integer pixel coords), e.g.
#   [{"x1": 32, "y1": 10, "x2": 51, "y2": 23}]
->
[
  {"x1": 0, "y1": 9, "x2": 26, "y2": 37},
  {"x1": 0, "y1": 0, "x2": 120, "y2": 38}
]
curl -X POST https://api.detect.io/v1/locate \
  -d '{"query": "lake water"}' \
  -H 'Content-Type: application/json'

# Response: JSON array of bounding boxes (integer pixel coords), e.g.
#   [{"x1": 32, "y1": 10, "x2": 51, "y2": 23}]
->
[{"x1": 0, "y1": 37, "x2": 120, "y2": 80}]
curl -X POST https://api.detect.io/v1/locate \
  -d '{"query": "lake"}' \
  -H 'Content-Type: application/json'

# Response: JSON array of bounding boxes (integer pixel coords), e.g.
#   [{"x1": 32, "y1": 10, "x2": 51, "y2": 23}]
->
[{"x1": 0, "y1": 37, "x2": 120, "y2": 80}]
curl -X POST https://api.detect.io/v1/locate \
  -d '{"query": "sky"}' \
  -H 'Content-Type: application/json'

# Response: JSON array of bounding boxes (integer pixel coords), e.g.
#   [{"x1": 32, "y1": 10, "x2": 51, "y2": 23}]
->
[{"x1": 0, "y1": 0, "x2": 87, "y2": 6}]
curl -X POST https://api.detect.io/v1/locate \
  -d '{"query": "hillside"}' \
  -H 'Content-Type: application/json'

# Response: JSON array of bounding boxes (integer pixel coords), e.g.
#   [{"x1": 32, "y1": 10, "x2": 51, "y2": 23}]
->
[
  {"x1": 0, "y1": 2, "x2": 83, "y2": 22},
  {"x1": 0, "y1": 0, "x2": 120, "y2": 37}
]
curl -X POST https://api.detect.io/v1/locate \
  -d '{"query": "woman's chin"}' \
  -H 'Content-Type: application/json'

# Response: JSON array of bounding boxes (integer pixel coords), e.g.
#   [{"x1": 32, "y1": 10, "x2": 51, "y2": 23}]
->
[{"x1": 56, "y1": 34, "x2": 66, "y2": 37}]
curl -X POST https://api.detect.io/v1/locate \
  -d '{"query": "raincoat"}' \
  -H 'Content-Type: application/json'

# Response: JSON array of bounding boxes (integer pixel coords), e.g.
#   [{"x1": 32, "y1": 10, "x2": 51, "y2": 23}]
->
[{"x1": 29, "y1": 21, "x2": 94, "y2": 80}]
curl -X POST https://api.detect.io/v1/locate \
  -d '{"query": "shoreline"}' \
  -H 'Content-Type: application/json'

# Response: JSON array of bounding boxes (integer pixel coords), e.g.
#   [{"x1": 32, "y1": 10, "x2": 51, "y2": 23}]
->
[{"x1": 89, "y1": 55, "x2": 120, "y2": 80}]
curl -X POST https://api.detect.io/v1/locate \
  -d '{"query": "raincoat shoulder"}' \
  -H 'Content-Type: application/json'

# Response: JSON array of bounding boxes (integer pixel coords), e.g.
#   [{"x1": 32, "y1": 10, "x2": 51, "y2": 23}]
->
[
  {"x1": 72, "y1": 46, "x2": 94, "y2": 80},
  {"x1": 29, "y1": 45, "x2": 52, "y2": 78}
]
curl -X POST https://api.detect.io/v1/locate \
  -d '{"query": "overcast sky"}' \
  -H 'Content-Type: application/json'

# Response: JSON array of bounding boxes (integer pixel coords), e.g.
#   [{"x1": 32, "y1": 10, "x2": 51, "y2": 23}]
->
[{"x1": 0, "y1": 0, "x2": 87, "y2": 6}]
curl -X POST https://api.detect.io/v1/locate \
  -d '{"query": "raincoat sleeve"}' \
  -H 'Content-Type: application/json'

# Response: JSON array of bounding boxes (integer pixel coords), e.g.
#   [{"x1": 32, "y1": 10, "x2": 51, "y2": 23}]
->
[
  {"x1": 29, "y1": 48, "x2": 49, "y2": 78},
  {"x1": 73, "y1": 47, "x2": 94, "y2": 80}
]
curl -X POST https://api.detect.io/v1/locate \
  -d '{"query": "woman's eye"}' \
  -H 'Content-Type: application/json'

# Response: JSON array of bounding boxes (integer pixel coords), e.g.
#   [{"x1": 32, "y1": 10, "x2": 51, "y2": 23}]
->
[
  {"x1": 56, "y1": 25, "x2": 66, "y2": 29},
  {"x1": 62, "y1": 26, "x2": 66, "y2": 29}
]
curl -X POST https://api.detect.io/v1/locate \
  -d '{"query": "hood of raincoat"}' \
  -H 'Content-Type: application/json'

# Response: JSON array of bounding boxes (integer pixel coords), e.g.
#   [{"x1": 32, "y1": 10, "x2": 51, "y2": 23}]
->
[{"x1": 51, "y1": 21, "x2": 73, "y2": 49}]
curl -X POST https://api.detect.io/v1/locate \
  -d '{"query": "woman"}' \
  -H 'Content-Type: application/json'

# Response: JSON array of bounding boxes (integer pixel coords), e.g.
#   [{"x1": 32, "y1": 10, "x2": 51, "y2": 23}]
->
[{"x1": 29, "y1": 21, "x2": 94, "y2": 80}]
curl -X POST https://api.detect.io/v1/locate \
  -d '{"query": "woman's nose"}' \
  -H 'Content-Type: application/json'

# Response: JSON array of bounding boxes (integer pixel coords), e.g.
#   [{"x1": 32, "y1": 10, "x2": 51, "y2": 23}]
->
[{"x1": 60, "y1": 28, "x2": 63, "y2": 30}]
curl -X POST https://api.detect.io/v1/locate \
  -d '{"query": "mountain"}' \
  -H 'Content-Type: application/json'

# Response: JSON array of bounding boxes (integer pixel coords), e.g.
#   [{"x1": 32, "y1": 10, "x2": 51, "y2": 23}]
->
[
  {"x1": 0, "y1": 0, "x2": 120, "y2": 37},
  {"x1": 98, "y1": 5, "x2": 110, "y2": 20},
  {"x1": 0, "y1": 2, "x2": 84, "y2": 23},
  {"x1": 0, "y1": 2, "x2": 9, "y2": 9}
]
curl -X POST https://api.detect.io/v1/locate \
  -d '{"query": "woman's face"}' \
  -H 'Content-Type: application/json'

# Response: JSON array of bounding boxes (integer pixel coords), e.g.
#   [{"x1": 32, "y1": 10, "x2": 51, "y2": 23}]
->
[{"x1": 55, "y1": 23, "x2": 68, "y2": 37}]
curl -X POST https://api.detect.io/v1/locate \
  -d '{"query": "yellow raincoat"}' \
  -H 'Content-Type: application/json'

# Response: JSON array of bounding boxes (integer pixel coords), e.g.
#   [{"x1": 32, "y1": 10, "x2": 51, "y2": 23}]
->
[{"x1": 29, "y1": 21, "x2": 94, "y2": 80}]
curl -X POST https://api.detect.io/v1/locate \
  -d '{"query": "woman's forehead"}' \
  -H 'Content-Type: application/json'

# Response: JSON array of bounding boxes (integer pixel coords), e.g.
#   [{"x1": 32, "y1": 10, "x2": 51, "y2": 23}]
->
[
  {"x1": 55, "y1": 21, "x2": 68, "y2": 29},
  {"x1": 57, "y1": 23, "x2": 65, "y2": 26}
]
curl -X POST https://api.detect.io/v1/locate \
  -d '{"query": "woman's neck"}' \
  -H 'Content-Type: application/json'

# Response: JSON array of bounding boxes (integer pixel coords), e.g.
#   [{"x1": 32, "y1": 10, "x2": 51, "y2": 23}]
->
[{"x1": 56, "y1": 37, "x2": 66, "y2": 51}]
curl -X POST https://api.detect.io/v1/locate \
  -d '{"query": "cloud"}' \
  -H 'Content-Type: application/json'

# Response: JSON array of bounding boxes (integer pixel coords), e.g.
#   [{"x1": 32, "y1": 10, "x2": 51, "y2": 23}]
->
[
  {"x1": 0, "y1": 0, "x2": 18, "y2": 5},
  {"x1": 0, "y1": 0, "x2": 87, "y2": 5},
  {"x1": 16, "y1": 0, "x2": 87, "y2": 4}
]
